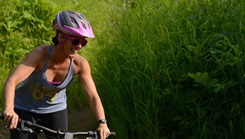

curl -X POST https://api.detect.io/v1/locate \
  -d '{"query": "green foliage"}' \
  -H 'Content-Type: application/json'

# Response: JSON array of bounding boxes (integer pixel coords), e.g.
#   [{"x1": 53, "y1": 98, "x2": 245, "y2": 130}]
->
[
  {"x1": 0, "y1": 0, "x2": 56, "y2": 68},
  {"x1": 93, "y1": 0, "x2": 245, "y2": 138}
]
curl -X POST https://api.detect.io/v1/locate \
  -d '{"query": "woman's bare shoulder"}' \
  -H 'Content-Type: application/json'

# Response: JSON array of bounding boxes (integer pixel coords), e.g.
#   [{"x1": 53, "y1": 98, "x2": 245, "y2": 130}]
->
[
  {"x1": 21, "y1": 44, "x2": 52, "y2": 71},
  {"x1": 32, "y1": 44, "x2": 50, "y2": 53},
  {"x1": 20, "y1": 44, "x2": 50, "y2": 64},
  {"x1": 74, "y1": 55, "x2": 89, "y2": 66},
  {"x1": 26, "y1": 44, "x2": 50, "y2": 58},
  {"x1": 73, "y1": 54, "x2": 90, "y2": 75}
]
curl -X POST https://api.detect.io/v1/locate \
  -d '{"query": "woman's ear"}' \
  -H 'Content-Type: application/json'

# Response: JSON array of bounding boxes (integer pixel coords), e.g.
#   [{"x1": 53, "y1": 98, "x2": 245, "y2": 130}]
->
[{"x1": 57, "y1": 33, "x2": 64, "y2": 41}]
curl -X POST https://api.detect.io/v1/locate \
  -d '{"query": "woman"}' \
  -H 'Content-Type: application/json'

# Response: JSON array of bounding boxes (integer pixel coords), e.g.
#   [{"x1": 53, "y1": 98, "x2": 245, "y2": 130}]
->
[{"x1": 2, "y1": 10, "x2": 110, "y2": 139}]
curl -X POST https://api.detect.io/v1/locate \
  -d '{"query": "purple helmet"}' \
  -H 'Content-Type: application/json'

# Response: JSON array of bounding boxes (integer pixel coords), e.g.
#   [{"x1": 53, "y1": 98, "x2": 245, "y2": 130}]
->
[{"x1": 52, "y1": 10, "x2": 95, "y2": 38}]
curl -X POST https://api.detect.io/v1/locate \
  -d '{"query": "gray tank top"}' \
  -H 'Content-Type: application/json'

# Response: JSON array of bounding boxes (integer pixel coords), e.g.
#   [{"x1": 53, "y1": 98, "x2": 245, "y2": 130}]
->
[{"x1": 14, "y1": 45, "x2": 74, "y2": 114}]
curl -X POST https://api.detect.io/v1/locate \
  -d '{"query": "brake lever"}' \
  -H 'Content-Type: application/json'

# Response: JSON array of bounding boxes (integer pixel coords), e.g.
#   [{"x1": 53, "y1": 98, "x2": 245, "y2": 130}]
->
[
  {"x1": 3, "y1": 120, "x2": 33, "y2": 134},
  {"x1": 19, "y1": 119, "x2": 34, "y2": 133}
]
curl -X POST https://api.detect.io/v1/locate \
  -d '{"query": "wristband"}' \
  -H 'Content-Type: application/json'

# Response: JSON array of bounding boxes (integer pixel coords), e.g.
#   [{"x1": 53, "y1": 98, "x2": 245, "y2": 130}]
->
[{"x1": 98, "y1": 119, "x2": 107, "y2": 124}]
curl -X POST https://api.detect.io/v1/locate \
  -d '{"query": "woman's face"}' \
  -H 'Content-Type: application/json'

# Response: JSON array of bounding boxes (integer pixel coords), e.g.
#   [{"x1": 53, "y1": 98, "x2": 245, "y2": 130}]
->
[{"x1": 60, "y1": 33, "x2": 87, "y2": 58}]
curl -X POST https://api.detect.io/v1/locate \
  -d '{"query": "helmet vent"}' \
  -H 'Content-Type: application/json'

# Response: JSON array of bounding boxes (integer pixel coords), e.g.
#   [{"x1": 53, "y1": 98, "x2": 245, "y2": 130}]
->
[{"x1": 70, "y1": 17, "x2": 78, "y2": 28}]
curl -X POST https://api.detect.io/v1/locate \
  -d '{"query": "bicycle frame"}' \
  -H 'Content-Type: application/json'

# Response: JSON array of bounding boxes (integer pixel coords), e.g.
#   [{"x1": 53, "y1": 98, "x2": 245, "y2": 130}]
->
[{"x1": 0, "y1": 113, "x2": 116, "y2": 139}]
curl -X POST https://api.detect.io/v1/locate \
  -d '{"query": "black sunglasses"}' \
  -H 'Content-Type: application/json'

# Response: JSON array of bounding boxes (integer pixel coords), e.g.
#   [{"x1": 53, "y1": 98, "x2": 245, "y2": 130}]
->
[{"x1": 62, "y1": 34, "x2": 88, "y2": 46}]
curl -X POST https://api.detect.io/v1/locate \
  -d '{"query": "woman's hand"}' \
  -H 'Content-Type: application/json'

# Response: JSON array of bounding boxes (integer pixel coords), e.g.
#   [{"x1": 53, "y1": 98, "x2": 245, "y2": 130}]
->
[
  {"x1": 97, "y1": 123, "x2": 110, "y2": 139},
  {"x1": 3, "y1": 109, "x2": 19, "y2": 129}
]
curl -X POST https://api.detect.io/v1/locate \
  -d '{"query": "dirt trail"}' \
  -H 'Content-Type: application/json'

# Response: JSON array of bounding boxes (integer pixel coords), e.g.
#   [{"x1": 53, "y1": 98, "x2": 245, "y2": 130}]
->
[
  {"x1": 0, "y1": 106, "x2": 96, "y2": 139},
  {"x1": 68, "y1": 106, "x2": 97, "y2": 131}
]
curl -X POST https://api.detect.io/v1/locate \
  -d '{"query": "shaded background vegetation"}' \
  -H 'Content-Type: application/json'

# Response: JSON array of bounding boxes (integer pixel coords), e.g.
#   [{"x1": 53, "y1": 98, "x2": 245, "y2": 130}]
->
[{"x1": 1, "y1": 0, "x2": 245, "y2": 138}]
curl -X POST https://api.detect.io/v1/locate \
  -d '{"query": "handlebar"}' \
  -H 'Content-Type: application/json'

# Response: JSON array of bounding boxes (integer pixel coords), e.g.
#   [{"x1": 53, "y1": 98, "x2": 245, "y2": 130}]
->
[{"x1": 0, "y1": 113, "x2": 116, "y2": 139}]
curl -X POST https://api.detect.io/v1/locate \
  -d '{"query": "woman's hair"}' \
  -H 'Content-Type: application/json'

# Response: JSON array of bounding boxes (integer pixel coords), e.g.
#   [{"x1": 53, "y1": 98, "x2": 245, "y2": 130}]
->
[
  {"x1": 52, "y1": 30, "x2": 60, "y2": 45},
  {"x1": 52, "y1": 36, "x2": 58, "y2": 45}
]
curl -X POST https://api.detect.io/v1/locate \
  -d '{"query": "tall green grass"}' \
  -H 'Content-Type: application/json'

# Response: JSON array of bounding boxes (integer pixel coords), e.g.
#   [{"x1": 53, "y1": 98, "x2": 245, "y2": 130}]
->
[{"x1": 93, "y1": 0, "x2": 245, "y2": 138}]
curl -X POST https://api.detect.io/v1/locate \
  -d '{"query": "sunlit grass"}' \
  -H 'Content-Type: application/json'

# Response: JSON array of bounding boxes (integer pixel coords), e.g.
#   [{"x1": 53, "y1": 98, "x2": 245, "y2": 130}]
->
[{"x1": 93, "y1": 0, "x2": 245, "y2": 138}]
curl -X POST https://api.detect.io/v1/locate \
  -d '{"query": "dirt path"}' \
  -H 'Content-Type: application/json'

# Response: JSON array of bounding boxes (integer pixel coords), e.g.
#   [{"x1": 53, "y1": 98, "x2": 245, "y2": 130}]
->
[
  {"x1": 0, "y1": 106, "x2": 96, "y2": 139},
  {"x1": 68, "y1": 106, "x2": 97, "y2": 131}
]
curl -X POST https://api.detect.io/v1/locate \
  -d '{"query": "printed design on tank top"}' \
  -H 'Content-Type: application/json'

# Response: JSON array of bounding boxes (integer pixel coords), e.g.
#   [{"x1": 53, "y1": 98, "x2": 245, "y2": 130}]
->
[{"x1": 32, "y1": 83, "x2": 58, "y2": 102}]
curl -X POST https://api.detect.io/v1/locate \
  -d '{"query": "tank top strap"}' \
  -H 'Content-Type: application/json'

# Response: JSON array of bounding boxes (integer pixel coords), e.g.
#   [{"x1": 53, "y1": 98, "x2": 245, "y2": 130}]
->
[
  {"x1": 69, "y1": 58, "x2": 74, "y2": 75},
  {"x1": 66, "y1": 57, "x2": 74, "y2": 79},
  {"x1": 41, "y1": 45, "x2": 53, "y2": 72}
]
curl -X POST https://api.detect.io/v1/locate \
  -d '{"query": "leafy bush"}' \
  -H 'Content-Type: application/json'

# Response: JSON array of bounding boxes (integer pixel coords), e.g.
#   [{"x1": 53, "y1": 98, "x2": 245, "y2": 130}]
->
[{"x1": 0, "y1": 0, "x2": 55, "y2": 67}]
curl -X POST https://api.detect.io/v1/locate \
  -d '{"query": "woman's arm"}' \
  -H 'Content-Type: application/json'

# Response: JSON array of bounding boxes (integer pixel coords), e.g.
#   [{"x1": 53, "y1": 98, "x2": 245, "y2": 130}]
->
[
  {"x1": 2, "y1": 46, "x2": 45, "y2": 129},
  {"x1": 78, "y1": 58, "x2": 110, "y2": 139}
]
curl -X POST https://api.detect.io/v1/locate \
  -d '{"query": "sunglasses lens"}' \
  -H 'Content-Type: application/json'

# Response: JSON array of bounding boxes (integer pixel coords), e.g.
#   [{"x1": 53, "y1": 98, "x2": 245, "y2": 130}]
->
[
  {"x1": 72, "y1": 39, "x2": 80, "y2": 45},
  {"x1": 81, "y1": 41, "x2": 87, "y2": 46}
]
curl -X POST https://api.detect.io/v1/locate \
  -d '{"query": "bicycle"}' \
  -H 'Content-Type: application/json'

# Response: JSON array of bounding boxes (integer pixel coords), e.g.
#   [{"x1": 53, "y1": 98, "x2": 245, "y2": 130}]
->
[{"x1": 0, "y1": 113, "x2": 116, "y2": 139}]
